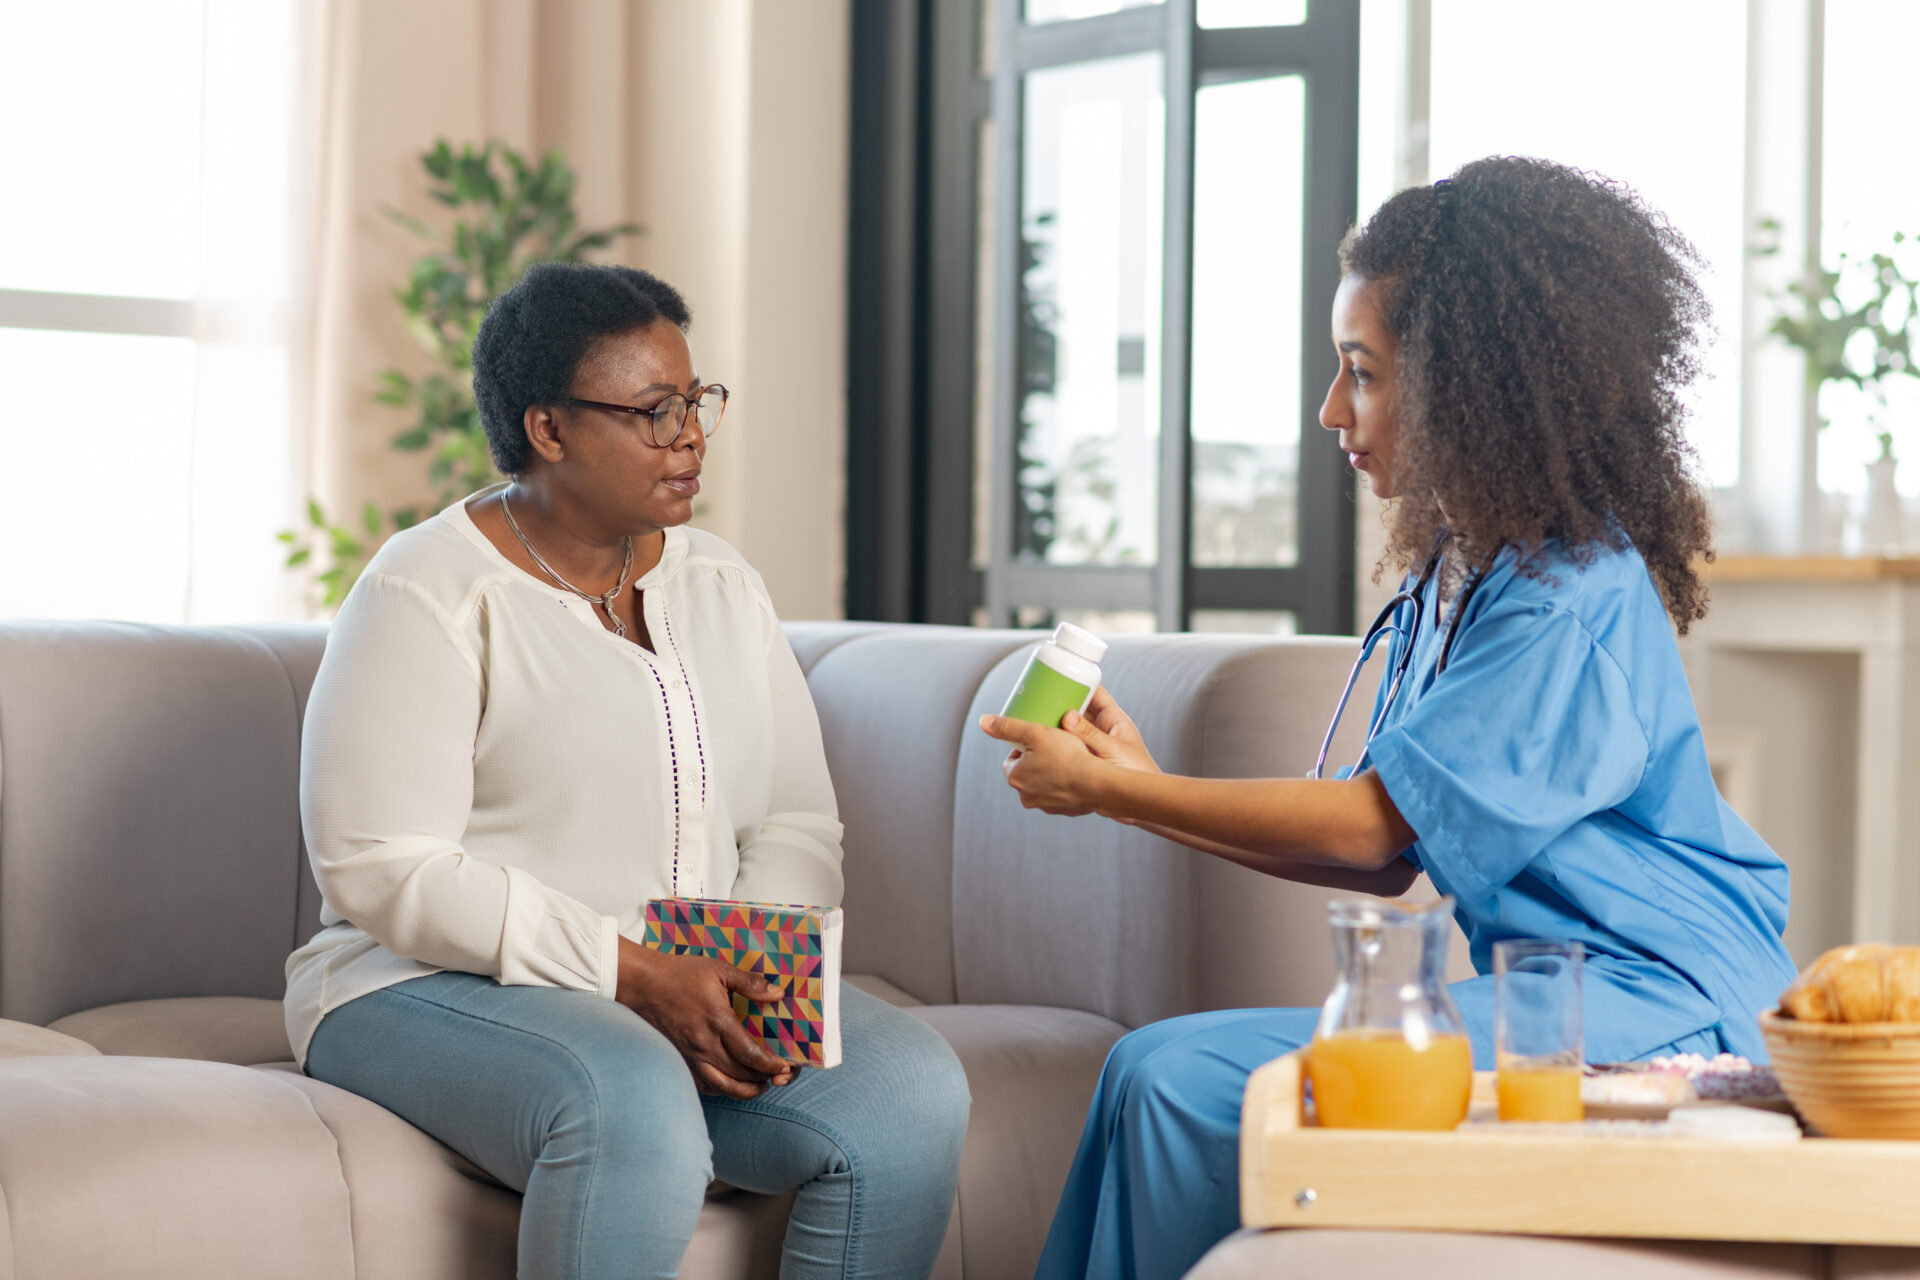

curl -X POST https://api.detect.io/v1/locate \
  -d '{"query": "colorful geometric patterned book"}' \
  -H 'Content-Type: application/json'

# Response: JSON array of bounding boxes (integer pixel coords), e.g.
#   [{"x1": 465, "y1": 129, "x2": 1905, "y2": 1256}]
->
[{"x1": 641, "y1": 897, "x2": 843, "y2": 1068}]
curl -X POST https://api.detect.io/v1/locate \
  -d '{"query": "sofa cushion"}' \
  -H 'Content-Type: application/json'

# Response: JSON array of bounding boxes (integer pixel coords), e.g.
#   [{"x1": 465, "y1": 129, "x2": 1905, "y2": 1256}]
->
[
  {"x1": 0, "y1": 1056, "x2": 357, "y2": 1279},
  {"x1": 1186, "y1": 1229, "x2": 1830, "y2": 1279},
  {"x1": 907, "y1": 1003, "x2": 1126, "y2": 1280},
  {"x1": 52, "y1": 996, "x2": 293, "y2": 1065},
  {"x1": 845, "y1": 972, "x2": 926, "y2": 1007},
  {"x1": 259, "y1": 1065, "x2": 519, "y2": 1280},
  {"x1": 0, "y1": 1018, "x2": 98, "y2": 1060},
  {"x1": 262, "y1": 1063, "x2": 798, "y2": 1280}
]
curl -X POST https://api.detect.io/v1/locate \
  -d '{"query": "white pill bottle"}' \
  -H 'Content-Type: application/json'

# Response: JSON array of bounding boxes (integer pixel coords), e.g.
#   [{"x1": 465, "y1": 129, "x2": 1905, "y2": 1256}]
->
[{"x1": 999, "y1": 622, "x2": 1108, "y2": 727}]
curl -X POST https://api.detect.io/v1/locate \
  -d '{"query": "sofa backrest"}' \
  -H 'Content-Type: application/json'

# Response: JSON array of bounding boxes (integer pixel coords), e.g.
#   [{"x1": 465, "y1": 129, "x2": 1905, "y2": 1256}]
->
[
  {"x1": 0, "y1": 622, "x2": 327, "y2": 1025},
  {"x1": 0, "y1": 618, "x2": 1379, "y2": 1029},
  {"x1": 792, "y1": 624, "x2": 1381, "y2": 1027}
]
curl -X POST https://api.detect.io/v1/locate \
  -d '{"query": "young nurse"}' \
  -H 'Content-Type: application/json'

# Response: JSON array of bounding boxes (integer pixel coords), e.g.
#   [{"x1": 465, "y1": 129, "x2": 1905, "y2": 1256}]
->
[{"x1": 979, "y1": 156, "x2": 1798, "y2": 1280}]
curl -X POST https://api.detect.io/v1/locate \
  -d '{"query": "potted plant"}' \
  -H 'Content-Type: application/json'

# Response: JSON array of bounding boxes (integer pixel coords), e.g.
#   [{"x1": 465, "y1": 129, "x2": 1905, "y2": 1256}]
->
[
  {"x1": 1758, "y1": 218, "x2": 1920, "y2": 552},
  {"x1": 282, "y1": 140, "x2": 639, "y2": 608}
]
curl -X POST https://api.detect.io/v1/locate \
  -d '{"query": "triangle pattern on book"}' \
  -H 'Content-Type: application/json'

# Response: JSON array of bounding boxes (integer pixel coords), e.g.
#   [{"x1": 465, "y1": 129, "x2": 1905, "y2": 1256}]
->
[{"x1": 641, "y1": 897, "x2": 838, "y2": 1067}]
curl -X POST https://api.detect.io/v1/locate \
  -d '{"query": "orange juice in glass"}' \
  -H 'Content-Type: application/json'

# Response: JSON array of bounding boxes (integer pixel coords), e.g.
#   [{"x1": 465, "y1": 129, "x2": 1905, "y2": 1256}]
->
[
  {"x1": 1309, "y1": 898, "x2": 1470, "y2": 1130},
  {"x1": 1494, "y1": 939, "x2": 1585, "y2": 1123}
]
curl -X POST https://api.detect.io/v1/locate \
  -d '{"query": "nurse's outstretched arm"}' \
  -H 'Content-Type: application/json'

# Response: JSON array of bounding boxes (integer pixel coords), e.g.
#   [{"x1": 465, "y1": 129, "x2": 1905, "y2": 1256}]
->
[{"x1": 979, "y1": 712, "x2": 1417, "y2": 880}]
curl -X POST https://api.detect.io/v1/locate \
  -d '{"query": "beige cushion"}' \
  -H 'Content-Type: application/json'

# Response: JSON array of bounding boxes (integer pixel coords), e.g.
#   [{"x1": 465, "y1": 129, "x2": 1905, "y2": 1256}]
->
[
  {"x1": 0, "y1": 1056, "x2": 356, "y2": 1279},
  {"x1": 845, "y1": 973, "x2": 926, "y2": 1007},
  {"x1": 52, "y1": 996, "x2": 292, "y2": 1065},
  {"x1": 681, "y1": 1189, "x2": 798, "y2": 1279},
  {"x1": 257, "y1": 1066, "x2": 518, "y2": 1279},
  {"x1": 1186, "y1": 1230, "x2": 1830, "y2": 1279},
  {"x1": 260, "y1": 1066, "x2": 808, "y2": 1280},
  {"x1": 908, "y1": 1003, "x2": 1126, "y2": 1280},
  {"x1": 0, "y1": 1018, "x2": 98, "y2": 1060}
]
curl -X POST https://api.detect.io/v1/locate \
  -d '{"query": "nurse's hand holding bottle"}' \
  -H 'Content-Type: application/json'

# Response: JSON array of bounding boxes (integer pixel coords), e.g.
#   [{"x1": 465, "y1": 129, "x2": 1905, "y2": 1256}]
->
[{"x1": 980, "y1": 685, "x2": 1161, "y2": 808}]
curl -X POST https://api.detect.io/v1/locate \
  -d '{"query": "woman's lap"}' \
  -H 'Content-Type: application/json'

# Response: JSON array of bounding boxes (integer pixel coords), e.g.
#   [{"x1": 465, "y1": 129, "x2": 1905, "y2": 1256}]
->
[
  {"x1": 1037, "y1": 1005, "x2": 1322, "y2": 1280},
  {"x1": 1042, "y1": 994, "x2": 1738, "y2": 1280},
  {"x1": 304, "y1": 972, "x2": 967, "y2": 1280}
]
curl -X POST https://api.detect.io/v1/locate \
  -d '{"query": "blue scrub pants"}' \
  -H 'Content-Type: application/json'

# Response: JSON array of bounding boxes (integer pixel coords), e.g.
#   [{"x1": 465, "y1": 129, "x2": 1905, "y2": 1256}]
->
[
  {"x1": 1034, "y1": 996, "x2": 1730, "y2": 1280},
  {"x1": 305, "y1": 972, "x2": 971, "y2": 1280}
]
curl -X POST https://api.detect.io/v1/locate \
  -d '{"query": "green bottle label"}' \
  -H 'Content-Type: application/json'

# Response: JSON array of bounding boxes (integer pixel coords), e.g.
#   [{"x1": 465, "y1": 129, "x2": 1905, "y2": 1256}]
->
[{"x1": 1000, "y1": 654, "x2": 1092, "y2": 728}]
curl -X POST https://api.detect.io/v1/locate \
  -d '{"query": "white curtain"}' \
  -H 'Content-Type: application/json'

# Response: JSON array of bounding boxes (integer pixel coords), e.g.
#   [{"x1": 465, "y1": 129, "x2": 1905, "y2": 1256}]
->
[{"x1": 186, "y1": 0, "x2": 322, "y2": 622}]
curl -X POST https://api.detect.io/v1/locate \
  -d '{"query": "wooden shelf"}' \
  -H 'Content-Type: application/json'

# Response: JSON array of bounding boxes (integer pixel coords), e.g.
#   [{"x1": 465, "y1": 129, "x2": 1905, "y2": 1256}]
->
[
  {"x1": 1706, "y1": 555, "x2": 1920, "y2": 583},
  {"x1": 1241, "y1": 1051, "x2": 1920, "y2": 1246}
]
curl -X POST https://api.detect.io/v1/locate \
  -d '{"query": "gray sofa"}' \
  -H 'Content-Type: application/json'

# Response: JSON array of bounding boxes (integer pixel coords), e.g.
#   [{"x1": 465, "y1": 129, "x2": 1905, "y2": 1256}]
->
[{"x1": 0, "y1": 618, "x2": 1908, "y2": 1278}]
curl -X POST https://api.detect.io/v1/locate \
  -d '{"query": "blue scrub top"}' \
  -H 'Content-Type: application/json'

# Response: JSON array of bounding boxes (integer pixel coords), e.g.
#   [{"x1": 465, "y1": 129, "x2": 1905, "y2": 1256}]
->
[{"x1": 1360, "y1": 541, "x2": 1796, "y2": 1064}]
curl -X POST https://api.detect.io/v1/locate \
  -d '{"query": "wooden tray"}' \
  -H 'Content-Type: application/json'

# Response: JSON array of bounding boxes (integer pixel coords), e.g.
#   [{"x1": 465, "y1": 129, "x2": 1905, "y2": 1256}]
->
[{"x1": 1241, "y1": 1051, "x2": 1920, "y2": 1246}]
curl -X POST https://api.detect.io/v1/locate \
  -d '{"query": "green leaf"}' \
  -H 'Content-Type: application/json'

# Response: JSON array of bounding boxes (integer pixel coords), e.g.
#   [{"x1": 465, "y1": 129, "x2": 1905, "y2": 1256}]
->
[
  {"x1": 308, "y1": 498, "x2": 326, "y2": 528},
  {"x1": 275, "y1": 529, "x2": 297, "y2": 544},
  {"x1": 363, "y1": 501, "x2": 382, "y2": 537},
  {"x1": 285, "y1": 548, "x2": 312, "y2": 567},
  {"x1": 393, "y1": 507, "x2": 421, "y2": 530},
  {"x1": 391, "y1": 426, "x2": 433, "y2": 449}
]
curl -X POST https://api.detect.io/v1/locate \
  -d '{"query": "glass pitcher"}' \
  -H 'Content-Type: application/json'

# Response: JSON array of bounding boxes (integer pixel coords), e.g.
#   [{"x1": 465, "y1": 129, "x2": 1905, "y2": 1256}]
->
[{"x1": 1306, "y1": 897, "x2": 1472, "y2": 1130}]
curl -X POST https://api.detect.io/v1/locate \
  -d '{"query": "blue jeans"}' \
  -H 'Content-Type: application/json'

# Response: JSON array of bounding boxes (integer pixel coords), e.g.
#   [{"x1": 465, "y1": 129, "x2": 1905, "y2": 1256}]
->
[
  {"x1": 305, "y1": 974, "x2": 970, "y2": 1280},
  {"x1": 1034, "y1": 1002, "x2": 1733, "y2": 1280}
]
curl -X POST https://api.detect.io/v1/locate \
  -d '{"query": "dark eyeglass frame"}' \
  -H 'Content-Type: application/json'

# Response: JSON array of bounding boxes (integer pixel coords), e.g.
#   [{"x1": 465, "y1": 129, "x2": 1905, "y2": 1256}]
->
[{"x1": 565, "y1": 384, "x2": 729, "y2": 448}]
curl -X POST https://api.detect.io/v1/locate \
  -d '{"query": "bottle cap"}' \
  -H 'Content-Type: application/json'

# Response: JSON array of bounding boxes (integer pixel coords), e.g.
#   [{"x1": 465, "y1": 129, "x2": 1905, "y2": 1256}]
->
[{"x1": 1051, "y1": 621, "x2": 1107, "y2": 665}]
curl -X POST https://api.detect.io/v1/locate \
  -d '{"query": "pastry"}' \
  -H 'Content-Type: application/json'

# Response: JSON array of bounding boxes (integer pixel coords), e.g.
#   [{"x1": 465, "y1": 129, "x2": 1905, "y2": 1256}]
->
[{"x1": 1779, "y1": 943, "x2": 1920, "y2": 1023}]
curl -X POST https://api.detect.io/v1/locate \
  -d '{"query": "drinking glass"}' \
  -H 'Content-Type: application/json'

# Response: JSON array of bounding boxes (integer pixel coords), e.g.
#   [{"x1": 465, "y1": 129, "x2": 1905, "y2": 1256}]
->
[{"x1": 1495, "y1": 939, "x2": 1584, "y2": 1122}]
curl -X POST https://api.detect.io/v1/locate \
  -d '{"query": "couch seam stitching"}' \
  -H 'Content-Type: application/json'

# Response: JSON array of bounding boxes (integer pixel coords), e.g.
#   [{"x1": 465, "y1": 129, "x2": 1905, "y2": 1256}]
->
[{"x1": 273, "y1": 1072, "x2": 362, "y2": 1271}]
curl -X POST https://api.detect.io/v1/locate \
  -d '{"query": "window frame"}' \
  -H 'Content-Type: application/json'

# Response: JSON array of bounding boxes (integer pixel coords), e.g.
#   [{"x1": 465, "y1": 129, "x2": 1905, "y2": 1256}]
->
[{"x1": 845, "y1": 0, "x2": 1360, "y2": 633}]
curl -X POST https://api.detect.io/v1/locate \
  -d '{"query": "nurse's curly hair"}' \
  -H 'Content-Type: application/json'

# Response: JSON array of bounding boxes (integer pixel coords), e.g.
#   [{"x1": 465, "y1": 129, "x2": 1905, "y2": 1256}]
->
[{"x1": 1340, "y1": 155, "x2": 1716, "y2": 632}]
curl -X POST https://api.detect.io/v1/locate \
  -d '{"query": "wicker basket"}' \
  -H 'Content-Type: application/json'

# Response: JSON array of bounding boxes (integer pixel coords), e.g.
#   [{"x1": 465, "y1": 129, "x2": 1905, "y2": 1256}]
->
[{"x1": 1760, "y1": 1009, "x2": 1920, "y2": 1138}]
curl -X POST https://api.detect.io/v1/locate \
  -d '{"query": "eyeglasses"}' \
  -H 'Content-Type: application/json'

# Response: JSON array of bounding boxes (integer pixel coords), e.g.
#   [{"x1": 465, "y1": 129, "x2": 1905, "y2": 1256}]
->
[{"x1": 565, "y1": 384, "x2": 728, "y2": 448}]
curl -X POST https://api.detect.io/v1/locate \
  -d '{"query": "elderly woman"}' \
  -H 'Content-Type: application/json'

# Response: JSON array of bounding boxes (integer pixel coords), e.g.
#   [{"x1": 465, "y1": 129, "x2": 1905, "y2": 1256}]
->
[{"x1": 285, "y1": 262, "x2": 970, "y2": 1280}]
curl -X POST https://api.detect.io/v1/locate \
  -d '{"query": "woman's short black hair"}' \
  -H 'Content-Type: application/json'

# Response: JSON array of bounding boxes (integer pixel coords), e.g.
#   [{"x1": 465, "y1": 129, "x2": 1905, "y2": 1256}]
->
[
  {"x1": 471, "y1": 262, "x2": 691, "y2": 476},
  {"x1": 1340, "y1": 156, "x2": 1716, "y2": 632}
]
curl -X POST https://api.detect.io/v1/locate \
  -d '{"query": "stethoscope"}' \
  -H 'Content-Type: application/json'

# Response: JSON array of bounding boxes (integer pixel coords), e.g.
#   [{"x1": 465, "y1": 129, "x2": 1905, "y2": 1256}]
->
[{"x1": 1310, "y1": 530, "x2": 1486, "y2": 780}]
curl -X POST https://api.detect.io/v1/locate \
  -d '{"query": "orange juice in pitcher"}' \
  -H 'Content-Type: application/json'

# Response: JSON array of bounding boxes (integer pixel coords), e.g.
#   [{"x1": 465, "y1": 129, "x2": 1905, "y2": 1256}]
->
[
  {"x1": 1307, "y1": 898, "x2": 1471, "y2": 1131},
  {"x1": 1309, "y1": 1028, "x2": 1473, "y2": 1130}
]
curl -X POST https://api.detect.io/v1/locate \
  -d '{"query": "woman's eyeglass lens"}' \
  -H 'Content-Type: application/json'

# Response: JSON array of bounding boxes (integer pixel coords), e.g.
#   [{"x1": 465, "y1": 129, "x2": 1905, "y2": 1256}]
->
[{"x1": 567, "y1": 385, "x2": 728, "y2": 447}]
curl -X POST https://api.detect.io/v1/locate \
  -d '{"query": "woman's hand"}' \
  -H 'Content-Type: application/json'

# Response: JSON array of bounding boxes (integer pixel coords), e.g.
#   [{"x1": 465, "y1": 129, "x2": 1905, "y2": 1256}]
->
[
  {"x1": 1073, "y1": 687, "x2": 1161, "y2": 775},
  {"x1": 979, "y1": 686, "x2": 1159, "y2": 818},
  {"x1": 615, "y1": 939, "x2": 798, "y2": 1098},
  {"x1": 978, "y1": 713, "x2": 1113, "y2": 816}
]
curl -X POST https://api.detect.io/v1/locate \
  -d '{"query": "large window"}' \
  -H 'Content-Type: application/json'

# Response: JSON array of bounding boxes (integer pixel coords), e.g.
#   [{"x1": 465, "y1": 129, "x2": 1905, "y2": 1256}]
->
[
  {"x1": 847, "y1": 0, "x2": 1359, "y2": 633},
  {"x1": 1424, "y1": 0, "x2": 1747, "y2": 491},
  {"x1": 1399, "y1": 0, "x2": 1913, "y2": 553},
  {"x1": 1820, "y1": 0, "x2": 1920, "y2": 498},
  {"x1": 0, "y1": 0, "x2": 306, "y2": 624},
  {"x1": 851, "y1": 1, "x2": 1895, "y2": 630}
]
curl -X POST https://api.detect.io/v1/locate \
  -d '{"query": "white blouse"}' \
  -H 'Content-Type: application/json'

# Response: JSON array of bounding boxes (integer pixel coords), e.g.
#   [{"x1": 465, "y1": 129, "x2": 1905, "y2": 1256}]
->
[{"x1": 283, "y1": 494, "x2": 844, "y2": 1065}]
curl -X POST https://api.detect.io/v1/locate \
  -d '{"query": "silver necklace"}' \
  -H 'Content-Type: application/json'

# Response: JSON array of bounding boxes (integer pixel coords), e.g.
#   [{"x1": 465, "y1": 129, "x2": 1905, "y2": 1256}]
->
[{"x1": 501, "y1": 492, "x2": 635, "y2": 639}]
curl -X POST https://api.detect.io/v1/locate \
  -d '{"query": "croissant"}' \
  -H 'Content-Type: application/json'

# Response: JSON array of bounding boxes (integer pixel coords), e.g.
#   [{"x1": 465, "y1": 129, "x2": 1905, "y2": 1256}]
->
[{"x1": 1780, "y1": 944, "x2": 1920, "y2": 1023}]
